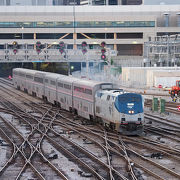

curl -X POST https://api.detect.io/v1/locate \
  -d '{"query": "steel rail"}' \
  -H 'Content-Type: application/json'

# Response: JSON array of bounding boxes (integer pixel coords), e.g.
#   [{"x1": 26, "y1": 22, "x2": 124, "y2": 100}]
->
[{"x1": 0, "y1": 98, "x2": 68, "y2": 179}]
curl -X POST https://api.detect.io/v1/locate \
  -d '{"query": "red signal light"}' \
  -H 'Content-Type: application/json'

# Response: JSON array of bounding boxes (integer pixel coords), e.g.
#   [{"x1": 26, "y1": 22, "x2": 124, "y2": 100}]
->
[
  {"x1": 59, "y1": 49, "x2": 64, "y2": 54},
  {"x1": 59, "y1": 42, "x2": 65, "y2": 54},
  {"x1": 81, "y1": 41, "x2": 87, "y2": 54},
  {"x1": 178, "y1": 106, "x2": 180, "y2": 111},
  {"x1": 81, "y1": 41, "x2": 87, "y2": 47},
  {"x1": 101, "y1": 48, "x2": 106, "y2": 54},
  {"x1": 36, "y1": 41, "x2": 42, "y2": 54},
  {"x1": 13, "y1": 49, "x2": 17, "y2": 54},
  {"x1": 101, "y1": 54, "x2": 106, "y2": 60},
  {"x1": 82, "y1": 49, "x2": 87, "y2": 54},
  {"x1": 59, "y1": 41, "x2": 65, "y2": 47},
  {"x1": 36, "y1": 49, "x2": 41, "y2": 54},
  {"x1": 8, "y1": 75, "x2": 12, "y2": 80},
  {"x1": 101, "y1": 41, "x2": 106, "y2": 47},
  {"x1": 36, "y1": 41, "x2": 41, "y2": 47}
]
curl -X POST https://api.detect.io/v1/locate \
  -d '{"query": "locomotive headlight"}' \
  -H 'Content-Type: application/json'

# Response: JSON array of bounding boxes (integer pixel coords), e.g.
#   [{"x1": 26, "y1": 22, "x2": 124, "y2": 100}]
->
[{"x1": 128, "y1": 110, "x2": 134, "y2": 114}]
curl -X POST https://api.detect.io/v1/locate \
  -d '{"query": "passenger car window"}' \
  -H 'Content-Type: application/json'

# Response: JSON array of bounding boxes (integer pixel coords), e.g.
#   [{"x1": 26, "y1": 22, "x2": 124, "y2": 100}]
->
[
  {"x1": 50, "y1": 80, "x2": 56, "y2": 86},
  {"x1": 58, "y1": 82, "x2": 63, "y2": 87}
]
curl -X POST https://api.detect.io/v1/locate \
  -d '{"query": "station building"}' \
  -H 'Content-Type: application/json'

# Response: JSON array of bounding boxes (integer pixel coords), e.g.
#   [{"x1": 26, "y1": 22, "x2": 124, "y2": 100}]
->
[{"x1": 0, "y1": 0, "x2": 180, "y2": 66}]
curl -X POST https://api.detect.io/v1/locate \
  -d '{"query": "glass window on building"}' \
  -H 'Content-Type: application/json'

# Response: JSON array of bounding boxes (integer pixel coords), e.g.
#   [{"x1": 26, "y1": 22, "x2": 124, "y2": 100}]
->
[
  {"x1": 117, "y1": 44, "x2": 143, "y2": 56},
  {"x1": 7, "y1": 0, "x2": 32, "y2": 5},
  {"x1": 53, "y1": 0, "x2": 64, "y2": 5},
  {"x1": 122, "y1": 0, "x2": 142, "y2": 5},
  {"x1": 92, "y1": 0, "x2": 117, "y2": 5},
  {"x1": 37, "y1": 0, "x2": 46, "y2": 5},
  {"x1": 6, "y1": 0, "x2": 10, "y2": 5},
  {"x1": 0, "y1": 0, "x2": 4, "y2": 5},
  {"x1": 32, "y1": 0, "x2": 36, "y2": 5},
  {"x1": 92, "y1": 0, "x2": 105, "y2": 5},
  {"x1": 144, "y1": 0, "x2": 180, "y2": 5},
  {"x1": 109, "y1": 0, "x2": 117, "y2": 5}
]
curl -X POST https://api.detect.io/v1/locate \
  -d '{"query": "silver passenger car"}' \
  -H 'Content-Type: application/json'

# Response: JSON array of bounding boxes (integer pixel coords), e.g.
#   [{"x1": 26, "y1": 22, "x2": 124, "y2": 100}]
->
[
  {"x1": 56, "y1": 76, "x2": 79, "y2": 111},
  {"x1": 72, "y1": 80, "x2": 113, "y2": 119},
  {"x1": 44, "y1": 73, "x2": 64, "y2": 104},
  {"x1": 13, "y1": 68, "x2": 36, "y2": 94},
  {"x1": 33, "y1": 71, "x2": 47, "y2": 98}
]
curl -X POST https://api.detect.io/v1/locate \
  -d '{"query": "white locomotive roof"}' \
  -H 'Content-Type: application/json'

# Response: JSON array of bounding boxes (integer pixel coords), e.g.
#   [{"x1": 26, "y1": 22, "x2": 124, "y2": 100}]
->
[{"x1": 97, "y1": 89, "x2": 124, "y2": 97}]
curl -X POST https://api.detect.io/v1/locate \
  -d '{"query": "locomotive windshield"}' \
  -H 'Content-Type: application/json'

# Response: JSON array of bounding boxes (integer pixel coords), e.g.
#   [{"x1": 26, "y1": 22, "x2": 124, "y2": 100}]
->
[{"x1": 114, "y1": 93, "x2": 143, "y2": 114}]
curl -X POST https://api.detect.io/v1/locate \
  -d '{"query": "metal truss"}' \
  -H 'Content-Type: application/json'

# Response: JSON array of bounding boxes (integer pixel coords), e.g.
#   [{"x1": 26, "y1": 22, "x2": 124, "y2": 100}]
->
[{"x1": 144, "y1": 34, "x2": 180, "y2": 66}]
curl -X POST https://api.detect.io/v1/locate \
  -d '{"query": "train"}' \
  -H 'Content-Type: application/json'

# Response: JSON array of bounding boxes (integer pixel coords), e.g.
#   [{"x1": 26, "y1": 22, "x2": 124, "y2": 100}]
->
[{"x1": 13, "y1": 68, "x2": 144, "y2": 135}]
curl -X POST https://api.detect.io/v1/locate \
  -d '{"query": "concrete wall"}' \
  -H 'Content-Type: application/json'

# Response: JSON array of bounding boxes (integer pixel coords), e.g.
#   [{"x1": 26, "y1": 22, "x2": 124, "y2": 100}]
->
[{"x1": 122, "y1": 67, "x2": 180, "y2": 87}]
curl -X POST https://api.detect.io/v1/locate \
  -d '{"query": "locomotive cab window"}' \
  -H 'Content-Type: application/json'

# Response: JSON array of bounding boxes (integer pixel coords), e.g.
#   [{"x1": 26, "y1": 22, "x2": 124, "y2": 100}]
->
[
  {"x1": 96, "y1": 92, "x2": 103, "y2": 98},
  {"x1": 132, "y1": 97, "x2": 141, "y2": 102}
]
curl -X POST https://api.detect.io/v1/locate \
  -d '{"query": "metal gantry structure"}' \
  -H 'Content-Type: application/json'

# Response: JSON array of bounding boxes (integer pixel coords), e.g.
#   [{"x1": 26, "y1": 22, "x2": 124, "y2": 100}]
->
[
  {"x1": 144, "y1": 34, "x2": 180, "y2": 67},
  {"x1": 0, "y1": 41, "x2": 117, "y2": 63}
]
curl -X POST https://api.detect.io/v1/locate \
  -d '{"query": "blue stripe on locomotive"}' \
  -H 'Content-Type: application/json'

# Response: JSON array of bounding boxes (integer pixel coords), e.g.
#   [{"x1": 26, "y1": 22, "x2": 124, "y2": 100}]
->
[{"x1": 114, "y1": 93, "x2": 143, "y2": 115}]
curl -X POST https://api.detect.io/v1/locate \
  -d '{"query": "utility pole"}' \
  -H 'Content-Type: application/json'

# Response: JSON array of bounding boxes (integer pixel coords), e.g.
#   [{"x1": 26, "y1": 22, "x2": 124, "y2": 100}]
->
[{"x1": 86, "y1": 52, "x2": 89, "y2": 78}]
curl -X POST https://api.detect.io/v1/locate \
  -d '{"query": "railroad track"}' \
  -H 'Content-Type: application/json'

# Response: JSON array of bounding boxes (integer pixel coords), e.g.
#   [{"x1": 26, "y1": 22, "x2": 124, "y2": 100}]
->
[
  {"x1": 0, "y1": 77, "x2": 180, "y2": 179},
  {"x1": 41, "y1": 109, "x2": 180, "y2": 180},
  {"x1": 0, "y1": 79, "x2": 129, "y2": 179},
  {"x1": 0, "y1": 97, "x2": 67, "y2": 179},
  {"x1": 145, "y1": 99, "x2": 180, "y2": 115},
  {"x1": 0, "y1": 78, "x2": 13, "y2": 87}
]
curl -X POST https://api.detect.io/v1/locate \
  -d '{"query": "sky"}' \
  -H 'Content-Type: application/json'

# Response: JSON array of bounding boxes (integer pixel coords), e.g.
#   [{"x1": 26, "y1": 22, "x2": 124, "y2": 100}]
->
[{"x1": 144, "y1": 0, "x2": 180, "y2": 5}]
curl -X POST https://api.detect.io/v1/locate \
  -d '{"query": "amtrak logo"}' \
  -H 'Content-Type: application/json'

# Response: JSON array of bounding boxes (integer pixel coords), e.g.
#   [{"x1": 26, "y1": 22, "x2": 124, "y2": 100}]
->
[{"x1": 127, "y1": 103, "x2": 134, "y2": 109}]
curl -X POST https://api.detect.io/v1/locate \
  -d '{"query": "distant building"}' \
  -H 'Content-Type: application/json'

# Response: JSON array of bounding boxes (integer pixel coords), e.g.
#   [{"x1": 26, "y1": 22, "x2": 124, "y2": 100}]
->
[
  {"x1": 122, "y1": 0, "x2": 142, "y2": 5},
  {"x1": 0, "y1": 0, "x2": 145, "y2": 6},
  {"x1": 143, "y1": 0, "x2": 180, "y2": 5},
  {"x1": 0, "y1": 0, "x2": 180, "y2": 66}
]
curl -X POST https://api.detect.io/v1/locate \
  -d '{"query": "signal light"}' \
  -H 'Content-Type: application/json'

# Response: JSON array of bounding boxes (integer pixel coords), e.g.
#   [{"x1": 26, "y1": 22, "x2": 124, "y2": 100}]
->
[
  {"x1": 59, "y1": 41, "x2": 65, "y2": 47},
  {"x1": 178, "y1": 106, "x2": 180, "y2": 111},
  {"x1": 13, "y1": 49, "x2": 17, "y2": 54},
  {"x1": 101, "y1": 41, "x2": 106, "y2": 48},
  {"x1": 101, "y1": 54, "x2": 106, "y2": 60},
  {"x1": 82, "y1": 41, "x2": 87, "y2": 47},
  {"x1": 36, "y1": 41, "x2": 42, "y2": 54},
  {"x1": 101, "y1": 48, "x2": 106, "y2": 54},
  {"x1": 100, "y1": 42, "x2": 106, "y2": 61},
  {"x1": 13, "y1": 41, "x2": 18, "y2": 46},
  {"x1": 82, "y1": 48, "x2": 87, "y2": 55},
  {"x1": 59, "y1": 49, "x2": 64, "y2": 54},
  {"x1": 12, "y1": 41, "x2": 18, "y2": 54},
  {"x1": 59, "y1": 41, "x2": 65, "y2": 54},
  {"x1": 81, "y1": 41, "x2": 87, "y2": 55}
]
